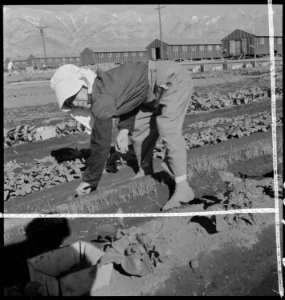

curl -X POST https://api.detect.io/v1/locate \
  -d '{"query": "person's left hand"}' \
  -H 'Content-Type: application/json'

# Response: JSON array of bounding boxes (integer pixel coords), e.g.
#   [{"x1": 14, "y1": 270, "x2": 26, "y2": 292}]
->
[
  {"x1": 115, "y1": 129, "x2": 129, "y2": 154},
  {"x1": 75, "y1": 182, "x2": 92, "y2": 196}
]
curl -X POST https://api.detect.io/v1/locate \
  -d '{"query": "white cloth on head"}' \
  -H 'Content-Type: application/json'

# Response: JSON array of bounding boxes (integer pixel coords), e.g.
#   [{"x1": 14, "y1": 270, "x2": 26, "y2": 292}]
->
[
  {"x1": 50, "y1": 64, "x2": 97, "y2": 110},
  {"x1": 50, "y1": 64, "x2": 97, "y2": 132}
]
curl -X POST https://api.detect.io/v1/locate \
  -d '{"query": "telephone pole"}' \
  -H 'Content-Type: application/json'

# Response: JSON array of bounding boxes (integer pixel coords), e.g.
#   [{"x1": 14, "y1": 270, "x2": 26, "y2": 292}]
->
[
  {"x1": 37, "y1": 26, "x2": 48, "y2": 65},
  {"x1": 155, "y1": 5, "x2": 165, "y2": 60}
]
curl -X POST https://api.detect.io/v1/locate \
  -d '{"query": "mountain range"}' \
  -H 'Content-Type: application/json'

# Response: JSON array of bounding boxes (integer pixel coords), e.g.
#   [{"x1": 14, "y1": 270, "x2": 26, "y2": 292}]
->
[{"x1": 3, "y1": 5, "x2": 282, "y2": 59}]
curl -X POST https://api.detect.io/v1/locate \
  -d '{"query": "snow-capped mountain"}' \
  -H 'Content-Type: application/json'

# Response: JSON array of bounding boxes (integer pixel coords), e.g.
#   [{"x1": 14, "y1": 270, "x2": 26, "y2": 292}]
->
[{"x1": 3, "y1": 5, "x2": 282, "y2": 59}]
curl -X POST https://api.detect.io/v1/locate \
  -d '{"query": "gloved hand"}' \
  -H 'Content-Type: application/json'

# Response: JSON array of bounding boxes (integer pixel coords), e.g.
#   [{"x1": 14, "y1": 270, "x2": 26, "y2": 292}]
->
[
  {"x1": 115, "y1": 129, "x2": 129, "y2": 154},
  {"x1": 75, "y1": 182, "x2": 92, "y2": 196}
]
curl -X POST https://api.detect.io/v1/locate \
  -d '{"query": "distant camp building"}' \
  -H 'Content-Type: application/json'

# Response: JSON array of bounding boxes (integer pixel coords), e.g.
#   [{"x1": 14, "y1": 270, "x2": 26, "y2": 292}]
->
[
  {"x1": 221, "y1": 29, "x2": 283, "y2": 58},
  {"x1": 27, "y1": 54, "x2": 81, "y2": 69},
  {"x1": 7, "y1": 56, "x2": 29, "y2": 70},
  {"x1": 80, "y1": 46, "x2": 148, "y2": 65},
  {"x1": 146, "y1": 38, "x2": 223, "y2": 61},
  {"x1": 5, "y1": 29, "x2": 282, "y2": 72}
]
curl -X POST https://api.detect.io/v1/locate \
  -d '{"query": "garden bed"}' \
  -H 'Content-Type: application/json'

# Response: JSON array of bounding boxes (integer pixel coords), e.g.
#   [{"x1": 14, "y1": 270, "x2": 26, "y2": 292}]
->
[{"x1": 3, "y1": 69, "x2": 283, "y2": 296}]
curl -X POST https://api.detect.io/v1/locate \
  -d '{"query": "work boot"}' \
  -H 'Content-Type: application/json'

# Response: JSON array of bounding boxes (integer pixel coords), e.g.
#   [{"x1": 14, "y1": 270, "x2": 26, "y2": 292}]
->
[{"x1": 162, "y1": 180, "x2": 195, "y2": 211}]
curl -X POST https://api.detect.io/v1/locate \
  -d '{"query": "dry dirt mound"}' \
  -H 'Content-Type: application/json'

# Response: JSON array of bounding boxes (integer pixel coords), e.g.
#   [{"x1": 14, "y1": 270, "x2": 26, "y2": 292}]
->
[{"x1": 92, "y1": 210, "x2": 276, "y2": 296}]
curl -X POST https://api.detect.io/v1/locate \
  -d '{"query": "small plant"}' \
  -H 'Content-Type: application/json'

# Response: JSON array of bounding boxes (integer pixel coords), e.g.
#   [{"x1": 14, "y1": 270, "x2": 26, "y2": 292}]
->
[
  {"x1": 187, "y1": 84, "x2": 282, "y2": 114},
  {"x1": 97, "y1": 225, "x2": 161, "y2": 277},
  {"x1": 183, "y1": 111, "x2": 282, "y2": 150}
]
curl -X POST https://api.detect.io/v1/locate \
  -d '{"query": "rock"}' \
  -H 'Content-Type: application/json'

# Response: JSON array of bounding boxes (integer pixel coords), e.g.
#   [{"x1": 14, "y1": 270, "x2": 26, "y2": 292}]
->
[{"x1": 190, "y1": 258, "x2": 199, "y2": 271}]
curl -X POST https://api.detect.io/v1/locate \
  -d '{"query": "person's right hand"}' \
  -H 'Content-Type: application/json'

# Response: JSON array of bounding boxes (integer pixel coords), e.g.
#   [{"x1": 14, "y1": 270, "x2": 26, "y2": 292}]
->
[{"x1": 75, "y1": 181, "x2": 92, "y2": 196}]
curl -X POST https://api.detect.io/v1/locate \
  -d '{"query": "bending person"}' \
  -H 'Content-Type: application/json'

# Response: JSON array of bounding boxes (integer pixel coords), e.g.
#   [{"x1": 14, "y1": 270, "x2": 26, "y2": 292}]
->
[{"x1": 50, "y1": 61, "x2": 195, "y2": 210}]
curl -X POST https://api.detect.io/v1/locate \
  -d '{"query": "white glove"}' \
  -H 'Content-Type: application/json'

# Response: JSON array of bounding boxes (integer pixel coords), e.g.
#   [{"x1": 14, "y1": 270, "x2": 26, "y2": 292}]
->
[{"x1": 115, "y1": 129, "x2": 129, "y2": 154}]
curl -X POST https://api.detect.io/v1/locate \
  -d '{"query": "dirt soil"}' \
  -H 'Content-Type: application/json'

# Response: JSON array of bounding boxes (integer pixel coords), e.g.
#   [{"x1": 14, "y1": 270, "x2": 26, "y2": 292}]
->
[
  {"x1": 4, "y1": 213, "x2": 279, "y2": 296},
  {"x1": 92, "y1": 215, "x2": 278, "y2": 296},
  {"x1": 3, "y1": 70, "x2": 283, "y2": 296}
]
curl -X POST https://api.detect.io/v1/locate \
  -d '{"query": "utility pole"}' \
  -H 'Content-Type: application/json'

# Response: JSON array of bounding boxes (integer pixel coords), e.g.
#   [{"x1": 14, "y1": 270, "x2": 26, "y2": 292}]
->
[
  {"x1": 251, "y1": 24, "x2": 256, "y2": 66},
  {"x1": 155, "y1": 5, "x2": 165, "y2": 60},
  {"x1": 37, "y1": 26, "x2": 48, "y2": 66}
]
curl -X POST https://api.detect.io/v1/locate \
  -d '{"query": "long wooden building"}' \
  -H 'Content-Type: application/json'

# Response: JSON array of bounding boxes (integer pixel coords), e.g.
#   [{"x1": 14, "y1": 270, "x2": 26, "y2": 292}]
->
[
  {"x1": 146, "y1": 38, "x2": 222, "y2": 61},
  {"x1": 80, "y1": 46, "x2": 148, "y2": 65},
  {"x1": 4, "y1": 54, "x2": 81, "y2": 71},
  {"x1": 27, "y1": 54, "x2": 81, "y2": 69},
  {"x1": 7, "y1": 56, "x2": 28, "y2": 70},
  {"x1": 221, "y1": 29, "x2": 283, "y2": 58},
  {"x1": 4, "y1": 28, "x2": 283, "y2": 71}
]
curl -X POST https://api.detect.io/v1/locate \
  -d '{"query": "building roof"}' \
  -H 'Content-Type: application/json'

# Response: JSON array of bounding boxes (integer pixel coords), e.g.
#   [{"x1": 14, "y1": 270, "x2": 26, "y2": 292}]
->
[
  {"x1": 226, "y1": 28, "x2": 283, "y2": 38},
  {"x1": 252, "y1": 27, "x2": 282, "y2": 37},
  {"x1": 163, "y1": 38, "x2": 222, "y2": 45},
  {"x1": 29, "y1": 53, "x2": 80, "y2": 59},
  {"x1": 88, "y1": 46, "x2": 146, "y2": 53},
  {"x1": 222, "y1": 28, "x2": 283, "y2": 41},
  {"x1": 12, "y1": 56, "x2": 29, "y2": 61}
]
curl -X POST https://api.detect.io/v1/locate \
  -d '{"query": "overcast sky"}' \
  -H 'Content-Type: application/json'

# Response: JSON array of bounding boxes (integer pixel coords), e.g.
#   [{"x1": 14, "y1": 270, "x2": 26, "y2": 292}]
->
[{"x1": 4, "y1": 4, "x2": 274, "y2": 18}]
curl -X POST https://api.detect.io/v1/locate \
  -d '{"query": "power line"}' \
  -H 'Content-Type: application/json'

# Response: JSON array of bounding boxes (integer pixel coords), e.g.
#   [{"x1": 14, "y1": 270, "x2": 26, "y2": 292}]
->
[
  {"x1": 155, "y1": 5, "x2": 165, "y2": 60},
  {"x1": 36, "y1": 26, "x2": 48, "y2": 64}
]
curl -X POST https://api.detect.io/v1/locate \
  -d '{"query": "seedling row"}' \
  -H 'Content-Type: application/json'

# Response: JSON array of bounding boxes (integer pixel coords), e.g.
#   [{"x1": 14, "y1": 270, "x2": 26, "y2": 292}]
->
[
  {"x1": 4, "y1": 84, "x2": 282, "y2": 147},
  {"x1": 4, "y1": 109, "x2": 282, "y2": 202},
  {"x1": 188, "y1": 84, "x2": 282, "y2": 112},
  {"x1": 154, "y1": 111, "x2": 282, "y2": 158}
]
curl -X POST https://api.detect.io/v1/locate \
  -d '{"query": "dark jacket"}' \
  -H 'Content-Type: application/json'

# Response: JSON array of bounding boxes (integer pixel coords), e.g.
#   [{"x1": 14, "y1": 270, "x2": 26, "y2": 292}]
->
[{"x1": 82, "y1": 62, "x2": 149, "y2": 187}]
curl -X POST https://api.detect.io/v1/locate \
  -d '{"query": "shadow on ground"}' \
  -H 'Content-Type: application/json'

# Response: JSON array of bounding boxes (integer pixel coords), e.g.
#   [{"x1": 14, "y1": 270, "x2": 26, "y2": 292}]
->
[{"x1": 4, "y1": 218, "x2": 70, "y2": 289}]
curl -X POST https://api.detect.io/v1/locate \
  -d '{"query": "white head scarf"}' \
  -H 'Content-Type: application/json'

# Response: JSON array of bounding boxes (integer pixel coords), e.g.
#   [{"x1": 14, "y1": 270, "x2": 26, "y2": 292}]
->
[
  {"x1": 50, "y1": 64, "x2": 97, "y2": 133},
  {"x1": 50, "y1": 64, "x2": 97, "y2": 111}
]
